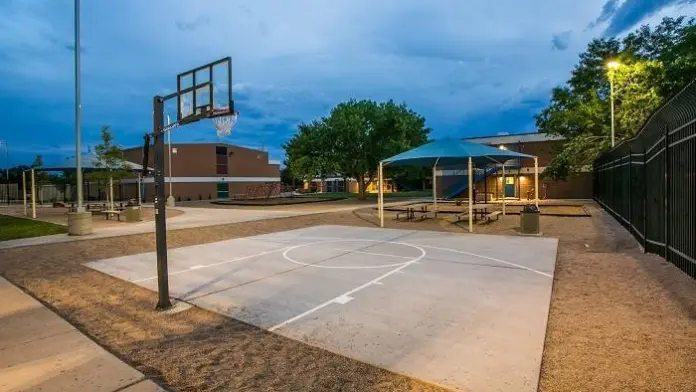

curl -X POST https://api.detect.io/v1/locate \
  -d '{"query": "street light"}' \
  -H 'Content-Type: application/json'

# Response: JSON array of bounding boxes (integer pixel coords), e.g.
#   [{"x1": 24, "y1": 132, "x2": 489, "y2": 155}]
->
[{"x1": 607, "y1": 60, "x2": 620, "y2": 147}]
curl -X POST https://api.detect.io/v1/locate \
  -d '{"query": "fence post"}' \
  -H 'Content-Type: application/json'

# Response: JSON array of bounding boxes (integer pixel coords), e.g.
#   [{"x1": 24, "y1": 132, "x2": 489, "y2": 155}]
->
[
  {"x1": 664, "y1": 127, "x2": 670, "y2": 261},
  {"x1": 643, "y1": 147, "x2": 647, "y2": 253}
]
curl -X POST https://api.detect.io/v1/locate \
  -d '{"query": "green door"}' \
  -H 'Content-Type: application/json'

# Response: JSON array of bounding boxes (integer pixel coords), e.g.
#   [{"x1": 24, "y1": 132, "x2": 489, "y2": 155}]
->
[
  {"x1": 216, "y1": 183, "x2": 229, "y2": 199},
  {"x1": 504, "y1": 176, "x2": 515, "y2": 198}
]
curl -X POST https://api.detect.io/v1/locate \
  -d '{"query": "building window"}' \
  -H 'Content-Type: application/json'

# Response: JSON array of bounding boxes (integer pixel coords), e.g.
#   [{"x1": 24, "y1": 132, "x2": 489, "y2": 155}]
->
[{"x1": 216, "y1": 146, "x2": 228, "y2": 175}]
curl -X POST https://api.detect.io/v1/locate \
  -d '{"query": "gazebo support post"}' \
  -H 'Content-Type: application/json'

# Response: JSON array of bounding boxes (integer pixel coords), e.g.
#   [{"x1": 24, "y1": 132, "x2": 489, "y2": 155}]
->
[
  {"x1": 378, "y1": 161, "x2": 384, "y2": 228},
  {"x1": 22, "y1": 171, "x2": 26, "y2": 216},
  {"x1": 31, "y1": 169, "x2": 36, "y2": 219},
  {"x1": 534, "y1": 157, "x2": 539, "y2": 207},
  {"x1": 109, "y1": 175, "x2": 114, "y2": 211},
  {"x1": 502, "y1": 164, "x2": 506, "y2": 216},
  {"x1": 137, "y1": 174, "x2": 142, "y2": 205},
  {"x1": 432, "y1": 164, "x2": 437, "y2": 214},
  {"x1": 468, "y1": 157, "x2": 473, "y2": 233}
]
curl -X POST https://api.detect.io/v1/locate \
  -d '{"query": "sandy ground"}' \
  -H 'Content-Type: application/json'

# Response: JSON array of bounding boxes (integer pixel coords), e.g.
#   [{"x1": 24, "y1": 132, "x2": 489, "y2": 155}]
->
[
  {"x1": 0, "y1": 206, "x2": 185, "y2": 229},
  {"x1": 0, "y1": 203, "x2": 694, "y2": 391}
]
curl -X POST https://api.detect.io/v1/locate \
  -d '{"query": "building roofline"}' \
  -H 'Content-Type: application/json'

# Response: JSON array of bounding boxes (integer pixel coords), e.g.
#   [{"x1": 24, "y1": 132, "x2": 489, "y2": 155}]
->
[{"x1": 123, "y1": 141, "x2": 269, "y2": 154}]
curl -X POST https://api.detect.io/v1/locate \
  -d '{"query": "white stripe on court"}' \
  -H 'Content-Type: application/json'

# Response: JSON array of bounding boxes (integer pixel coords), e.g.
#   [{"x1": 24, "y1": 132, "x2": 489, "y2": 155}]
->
[{"x1": 268, "y1": 242, "x2": 427, "y2": 332}]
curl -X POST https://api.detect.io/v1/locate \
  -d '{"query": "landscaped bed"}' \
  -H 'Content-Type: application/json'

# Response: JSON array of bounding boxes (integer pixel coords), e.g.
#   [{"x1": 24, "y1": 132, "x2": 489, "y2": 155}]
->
[
  {"x1": 212, "y1": 196, "x2": 347, "y2": 206},
  {"x1": 0, "y1": 214, "x2": 68, "y2": 241}
]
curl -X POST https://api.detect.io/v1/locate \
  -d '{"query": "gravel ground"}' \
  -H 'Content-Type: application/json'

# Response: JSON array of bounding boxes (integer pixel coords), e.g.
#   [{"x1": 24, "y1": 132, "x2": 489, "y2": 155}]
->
[{"x1": 0, "y1": 203, "x2": 694, "y2": 392}]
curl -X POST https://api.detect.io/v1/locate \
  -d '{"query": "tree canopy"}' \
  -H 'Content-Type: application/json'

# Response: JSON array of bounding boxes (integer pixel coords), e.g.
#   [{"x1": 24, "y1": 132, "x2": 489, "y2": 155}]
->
[
  {"x1": 284, "y1": 99, "x2": 429, "y2": 199},
  {"x1": 88, "y1": 126, "x2": 131, "y2": 187},
  {"x1": 537, "y1": 16, "x2": 695, "y2": 180}
]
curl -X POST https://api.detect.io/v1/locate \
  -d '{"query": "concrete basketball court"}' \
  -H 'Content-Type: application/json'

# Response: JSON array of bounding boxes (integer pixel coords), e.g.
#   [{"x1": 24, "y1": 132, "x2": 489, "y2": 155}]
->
[{"x1": 88, "y1": 225, "x2": 558, "y2": 392}]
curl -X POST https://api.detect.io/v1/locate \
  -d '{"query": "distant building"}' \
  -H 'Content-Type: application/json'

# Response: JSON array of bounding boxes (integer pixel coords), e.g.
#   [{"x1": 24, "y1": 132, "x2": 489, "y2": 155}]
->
[
  {"x1": 436, "y1": 132, "x2": 592, "y2": 200},
  {"x1": 121, "y1": 142, "x2": 280, "y2": 201},
  {"x1": 303, "y1": 176, "x2": 395, "y2": 194}
]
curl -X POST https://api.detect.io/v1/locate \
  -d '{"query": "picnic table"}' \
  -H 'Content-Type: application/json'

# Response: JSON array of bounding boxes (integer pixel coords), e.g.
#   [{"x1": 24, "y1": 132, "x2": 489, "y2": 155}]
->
[
  {"x1": 472, "y1": 206, "x2": 488, "y2": 221},
  {"x1": 395, "y1": 205, "x2": 429, "y2": 221}
]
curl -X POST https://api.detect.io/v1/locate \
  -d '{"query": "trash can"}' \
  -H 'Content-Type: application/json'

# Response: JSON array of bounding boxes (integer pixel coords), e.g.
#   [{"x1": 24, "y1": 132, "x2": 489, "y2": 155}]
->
[
  {"x1": 520, "y1": 204, "x2": 540, "y2": 234},
  {"x1": 125, "y1": 206, "x2": 142, "y2": 222}
]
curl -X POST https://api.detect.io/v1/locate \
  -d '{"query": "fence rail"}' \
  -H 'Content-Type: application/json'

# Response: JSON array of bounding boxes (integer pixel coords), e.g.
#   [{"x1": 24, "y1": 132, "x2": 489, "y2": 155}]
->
[{"x1": 593, "y1": 79, "x2": 696, "y2": 279}]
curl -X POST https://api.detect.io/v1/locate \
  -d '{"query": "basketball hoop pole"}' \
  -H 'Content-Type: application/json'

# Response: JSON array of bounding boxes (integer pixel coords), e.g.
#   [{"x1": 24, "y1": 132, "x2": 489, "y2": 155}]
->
[
  {"x1": 153, "y1": 95, "x2": 171, "y2": 310},
  {"x1": 146, "y1": 57, "x2": 236, "y2": 311}
]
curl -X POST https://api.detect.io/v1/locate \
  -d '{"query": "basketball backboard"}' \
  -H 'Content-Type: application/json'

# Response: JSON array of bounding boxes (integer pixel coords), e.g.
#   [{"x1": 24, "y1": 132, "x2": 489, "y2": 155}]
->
[{"x1": 176, "y1": 57, "x2": 234, "y2": 124}]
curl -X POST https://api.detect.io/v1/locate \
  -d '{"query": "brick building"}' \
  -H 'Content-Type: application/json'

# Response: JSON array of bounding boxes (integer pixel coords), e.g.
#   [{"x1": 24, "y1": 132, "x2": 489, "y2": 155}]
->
[
  {"x1": 436, "y1": 132, "x2": 593, "y2": 200},
  {"x1": 121, "y1": 142, "x2": 280, "y2": 201}
]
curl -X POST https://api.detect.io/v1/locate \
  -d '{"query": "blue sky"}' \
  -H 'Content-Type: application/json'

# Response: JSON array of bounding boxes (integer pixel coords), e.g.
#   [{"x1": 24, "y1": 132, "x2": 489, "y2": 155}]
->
[{"x1": 1, "y1": 0, "x2": 694, "y2": 167}]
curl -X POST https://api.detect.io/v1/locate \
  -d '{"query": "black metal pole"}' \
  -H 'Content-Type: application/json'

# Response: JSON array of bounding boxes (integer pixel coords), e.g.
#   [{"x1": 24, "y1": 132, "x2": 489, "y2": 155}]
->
[
  {"x1": 153, "y1": 96, "x2": 172, "y2": 310},
  {"x1": 664, "y1": 127, "x2": 670, "y2": 261},
  {"x1": 643, "y1": 147, "x2": 647, "y2": 253},
  {"x1": 628, "y1": 148, "x2": 632, "y2": 236}
]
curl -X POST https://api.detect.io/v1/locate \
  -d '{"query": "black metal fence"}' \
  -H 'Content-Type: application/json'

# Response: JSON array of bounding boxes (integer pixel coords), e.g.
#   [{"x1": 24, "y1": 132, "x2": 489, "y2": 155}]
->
[{"x1": 593, "y1": 80, "x2": 696, "y2": 279}]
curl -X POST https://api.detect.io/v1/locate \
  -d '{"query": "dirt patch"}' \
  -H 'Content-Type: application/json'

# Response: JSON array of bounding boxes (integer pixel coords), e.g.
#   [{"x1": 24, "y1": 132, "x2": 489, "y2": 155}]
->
[{"x1": 0, "y1": 204, "x2": 694, "y2": 392}]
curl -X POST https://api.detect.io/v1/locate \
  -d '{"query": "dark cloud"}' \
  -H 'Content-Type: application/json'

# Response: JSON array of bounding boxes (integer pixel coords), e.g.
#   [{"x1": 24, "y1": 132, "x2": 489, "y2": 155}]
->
[
  {"x1": 587, "y1": 0, "x2": 620, "y2": 30},
  {"x1": 175, "y1": 15, "x2": 211, "y2": 32},
  {"x1": 551, "y1": 31, "x2": 572, "y2": 51},
  {"x1": 588, "y1": 0, "x2": 696, "y2": 36}
]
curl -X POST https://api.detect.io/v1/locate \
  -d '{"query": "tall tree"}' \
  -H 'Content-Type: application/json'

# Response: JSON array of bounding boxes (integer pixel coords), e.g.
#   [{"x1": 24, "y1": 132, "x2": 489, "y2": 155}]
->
[
  {"x1": 537, "y1": 16, "x2": 695, "y2": 180},
  {"x1": 285, "y1": 99, "x2": 429, "y2": 199}
]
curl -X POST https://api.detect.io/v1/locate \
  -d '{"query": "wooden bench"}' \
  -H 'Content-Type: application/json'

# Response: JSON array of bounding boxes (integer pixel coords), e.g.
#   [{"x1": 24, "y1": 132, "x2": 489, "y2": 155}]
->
[
  {"x1": 479, "y1": 211, "x2": 502, "y2": 224},
  {"x1": 395, "y1": 208, "x2": 415, "y2": 221},
  {"x1": 445, "y1": 212, "x2": 469, "y2": 224},
  {"x1": 100, "y1": 210, "x2": 123, "y2": 221}
]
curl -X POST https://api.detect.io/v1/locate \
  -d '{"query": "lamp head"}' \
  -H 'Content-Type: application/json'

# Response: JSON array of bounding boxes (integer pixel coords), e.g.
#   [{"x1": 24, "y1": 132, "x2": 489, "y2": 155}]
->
[{"x1": 607, "y1": 61, "x2": 620, "y2": 70}]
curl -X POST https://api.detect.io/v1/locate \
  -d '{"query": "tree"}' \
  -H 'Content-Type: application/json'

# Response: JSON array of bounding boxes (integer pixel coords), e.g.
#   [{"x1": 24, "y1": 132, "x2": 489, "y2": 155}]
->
[
  {"x1": 285, "y1": 99, "x2": 429, "y2": 199},
  {"x1": 88, "y1": 126, "x2": 130, "y2": 203},
  {"x1": 31, "y1": 155, "x2": 43, "y2": 168},
  {"x1": 536, "y1": 16, "x2": 695, "y2": 180}
]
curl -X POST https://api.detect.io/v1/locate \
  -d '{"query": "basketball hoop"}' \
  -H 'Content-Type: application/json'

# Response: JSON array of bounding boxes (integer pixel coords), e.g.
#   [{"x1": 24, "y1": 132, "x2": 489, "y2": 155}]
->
[{"x1": 211, "y1": 107, "x2": 239, "y2": 137}]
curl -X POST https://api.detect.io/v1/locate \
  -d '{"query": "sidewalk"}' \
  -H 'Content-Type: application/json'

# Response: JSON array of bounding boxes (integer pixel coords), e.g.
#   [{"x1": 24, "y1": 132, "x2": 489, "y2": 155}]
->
[{"x1": 0, "y1": 277, "x2": 165, "y2": 392}]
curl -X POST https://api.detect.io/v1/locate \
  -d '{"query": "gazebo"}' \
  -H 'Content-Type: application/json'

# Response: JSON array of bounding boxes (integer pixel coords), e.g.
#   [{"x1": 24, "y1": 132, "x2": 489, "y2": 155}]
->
[
  {"x1": 377, "y1": 138, "x2": 539, "y2": 232},
  {"x1": 41, "y1": 153, "x2": 149, "y2": 208}
]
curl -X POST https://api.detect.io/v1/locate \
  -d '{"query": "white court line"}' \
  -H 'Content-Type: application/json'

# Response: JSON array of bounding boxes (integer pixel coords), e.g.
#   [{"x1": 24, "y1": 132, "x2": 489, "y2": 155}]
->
[
  {"x1": 268, "y1": 241, "x2": 428, "y2": 332},
  {"x1": 333, "y1": 295, "x2": 354, "y2": 304},
  {"x1": 324, "y1": 246, "x2": 413, "y2": 260},
  {"x1": 416, "y1": 244, "x2": 552, "y2": 278},
  {"x1": 263, "y1": 235, "x2": 548, "y2": 277},
  {"x1": 132, "y1": 245, "x2": 294, "y2": 283}
]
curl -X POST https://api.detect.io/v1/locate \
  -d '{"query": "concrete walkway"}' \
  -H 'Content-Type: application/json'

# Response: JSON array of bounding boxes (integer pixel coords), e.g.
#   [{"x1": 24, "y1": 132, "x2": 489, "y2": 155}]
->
[
  {"x1": 0, "y1": 277, "x2": 165, "y2": 392},
  {"x1": 0, "y1": 201, "x2": 416, "y2": 250}
]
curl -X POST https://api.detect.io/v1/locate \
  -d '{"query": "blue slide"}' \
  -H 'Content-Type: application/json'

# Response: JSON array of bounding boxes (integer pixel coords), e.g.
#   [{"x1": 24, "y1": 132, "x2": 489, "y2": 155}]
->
[{"x1": 445, "y1": 166, "x2": 500, "y2": 200}]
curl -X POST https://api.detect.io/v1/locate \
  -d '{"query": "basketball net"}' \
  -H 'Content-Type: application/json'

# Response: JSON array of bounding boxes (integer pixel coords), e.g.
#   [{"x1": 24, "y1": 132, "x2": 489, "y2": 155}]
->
[{"x1": 212, "y1": 108, "x2": 239, "y2": 138}]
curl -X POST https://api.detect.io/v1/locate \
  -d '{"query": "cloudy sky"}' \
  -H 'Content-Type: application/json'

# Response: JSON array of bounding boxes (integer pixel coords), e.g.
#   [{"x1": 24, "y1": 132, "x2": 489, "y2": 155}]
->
[{"x1": 1, "y1": 0, "x2": 694, "y2": 166}]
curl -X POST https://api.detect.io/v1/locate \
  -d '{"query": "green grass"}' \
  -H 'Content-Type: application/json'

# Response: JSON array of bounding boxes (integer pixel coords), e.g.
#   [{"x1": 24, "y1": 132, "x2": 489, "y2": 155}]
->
[
  {"x1": 306, "y1": 190, "x2": 432, "y2": 199},
  {"x1": 0, "y1": 215, "x2": 68, "y2": 241}
]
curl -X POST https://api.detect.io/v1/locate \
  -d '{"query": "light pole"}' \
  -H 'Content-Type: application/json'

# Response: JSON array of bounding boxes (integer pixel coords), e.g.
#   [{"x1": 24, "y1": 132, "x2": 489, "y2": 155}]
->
[
  {"x1": 607, "y1": 60, "x2": 620, "y2": 148},
  {"x1": 67, "y1": 0, "x2": 92, "y2": 235}
]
